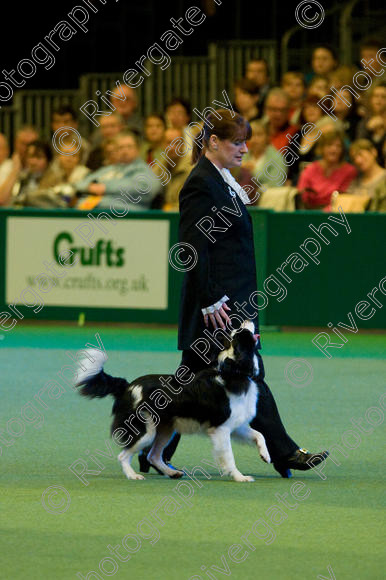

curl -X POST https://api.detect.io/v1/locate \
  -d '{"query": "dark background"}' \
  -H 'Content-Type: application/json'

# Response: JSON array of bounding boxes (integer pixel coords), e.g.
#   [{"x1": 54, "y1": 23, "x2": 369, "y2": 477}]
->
[{"x1": 0, "y1": 0, "x2": 350, "y2": 91}]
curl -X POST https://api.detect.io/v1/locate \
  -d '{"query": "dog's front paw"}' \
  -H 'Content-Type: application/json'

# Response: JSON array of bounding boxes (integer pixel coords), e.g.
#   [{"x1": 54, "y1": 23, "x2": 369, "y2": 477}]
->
[
  {"x1": 260, "y1": 448, "x2": 271, "y2": 464},
  {"x1": 232, "y1": 471, "x2": 255, "y2": 482},
  {"x1": 169, "y1": 470, "x2": 184, "y2": 479},
  {"x1": 132, "y1": 473, "x2": 146, "y2": 480}
]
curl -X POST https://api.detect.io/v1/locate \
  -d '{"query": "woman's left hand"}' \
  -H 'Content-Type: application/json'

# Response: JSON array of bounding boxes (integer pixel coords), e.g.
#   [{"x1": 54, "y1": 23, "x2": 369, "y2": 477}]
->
[{"x1": 204, "y1": 302, "x2": 231, "y2": 330}]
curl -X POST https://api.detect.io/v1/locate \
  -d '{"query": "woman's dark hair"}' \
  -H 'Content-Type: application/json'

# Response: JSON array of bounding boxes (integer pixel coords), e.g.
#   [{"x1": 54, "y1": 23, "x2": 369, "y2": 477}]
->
[
  {"x1": 165, "y1": 97, "x2": 192, "y2": 118},
  {"x1": 145, "y1": 112, "x2": 166, "y2": 126},
  {"x1": 312, "y1": 43, "x2": 338, "y2": 62},
  {"x1": 27, "y1": 140, "x2": 53, "y2": 163},
  {"x1": 234, "y1": 78, "x2": 260, "y2": 96},
  {"x1": 192, "y1": 109, "x2": 252, "y2": 164}
]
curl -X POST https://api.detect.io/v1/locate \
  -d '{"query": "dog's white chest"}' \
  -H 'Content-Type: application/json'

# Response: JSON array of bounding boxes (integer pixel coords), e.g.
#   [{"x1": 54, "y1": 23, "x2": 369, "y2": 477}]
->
[{"x1": 226, "y1": 382, "x2": 258, "y2": 429}]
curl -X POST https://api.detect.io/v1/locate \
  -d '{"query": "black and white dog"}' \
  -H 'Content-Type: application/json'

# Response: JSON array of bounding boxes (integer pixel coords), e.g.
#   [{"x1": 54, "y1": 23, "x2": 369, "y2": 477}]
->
[{"x1": 75, "y1": 321, "x2": 270, "y2": 482}]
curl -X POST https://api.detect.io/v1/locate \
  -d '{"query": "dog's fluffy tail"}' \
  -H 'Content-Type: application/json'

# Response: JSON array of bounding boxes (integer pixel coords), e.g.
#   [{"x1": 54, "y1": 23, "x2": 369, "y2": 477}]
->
[{"x1": 75, "y1": 349, "x2": 128, "y2": 399}]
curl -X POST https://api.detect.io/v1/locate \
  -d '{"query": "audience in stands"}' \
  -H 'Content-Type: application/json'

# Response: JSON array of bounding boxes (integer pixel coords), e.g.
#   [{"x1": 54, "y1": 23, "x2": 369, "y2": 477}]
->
[
  {"x1": 101, "y1": 139, "x2": 119, "y2": 166},
  {"x1": 306, "y1": 45, "x2": 338, "y2": 83},
  {"x1": 0, "y1": 134, "x2": 12, "y2": 184},
  {"x1": 75, "y1": 131, "x2": 160, "y2": 210},
  {"x1": 348, "y1": 140, "x2": 386, "y2": 206},
  {"x1": 359, "y1": 38, "x2": 386, "y2": 86},
  {"x1": 109, "y1": 85, "x2": 143, "y2": 136},
  {"x1": 307, "y1": 75, "x2": 329, "y2": 99},
  {"x1": 87, "y1": 113, "x2": 124, "y2": 170},
  {"x1": 51, "y1": 106, "x2": 90, "y2": 164},
  {"x1": 0, "y1": 141, "x2": 53, "y2": 207},
  {"x1": 2, "y1": 31, "x2": 386, "y2": 213},
  {"x1": 160, "y1": 128, "x2": 192, "y2": 211},
  {"x1": 281, "y1": 72, "x2": 306, "y2": 125},
  {"x1": 165, "y1": 98, "x2": 191, "y2": 131},
  {"x1": 43, "y1": 148, "x2": 89, "y2": 186},
  {"x1": 356, "y1": 84, "x2": 386, "y2": 164},
  {"x1": 164, "y1": 98, "x2": 192, "y2": 149},
  {"x1": 333, "y1": 89, "x2": 361, "y2": 143},
  {"x1": 14, "y1": 126, "x2": 39, "y2": 169},
  {"x1": 297, "y1": 131, "x2": 357, "y2": 209},
  {"x1": 233, "y1": 78, "x2": 260, "y2": 122},
  {"x1": 140, "y1": 114, "x2": 166, "y2": 165},
  {"x1": 242, "y1": 120, "x2": 288, "y2": 188},
  {"x1": 245, "y1": 58, "x2": 271, "y2": 113},
  {"x1": 263, "y1": 88, "x2": 299, "y2": 150}
]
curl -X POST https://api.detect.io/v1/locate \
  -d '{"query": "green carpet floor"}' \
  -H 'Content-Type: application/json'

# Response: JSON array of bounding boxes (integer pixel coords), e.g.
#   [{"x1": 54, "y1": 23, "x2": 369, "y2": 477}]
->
[{"x1": 0, "y1": 324, "x2": 385, "y2": 580}]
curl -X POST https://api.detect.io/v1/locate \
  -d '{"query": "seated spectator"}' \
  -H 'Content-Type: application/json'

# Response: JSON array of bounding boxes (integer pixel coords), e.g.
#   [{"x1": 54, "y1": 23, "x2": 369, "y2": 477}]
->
[
  {"x1": 165, "y1": 97, "x2": 191, "y2": 131},
  {"x1": 89, "y1": 112, "x2": 124, "y2": 147},
  {"x1": 329, "y1": 65, "x2": 358, "y2": 89},
  {"x1": 51, "y1": 105, "x2": 90, "y2": 164},
  {"x1": 306, "y1": 44, "x2": 338, "y2": 84},
  {"x1": 165, "y1": 97, "x2": 193, "y2": 148},
  {"x1": 333, "y1": 89, "x2": 361, "y2": 143},
  {"x1": 307, "y1": 75, "x2": 329, "y2": 99},
  {"x1": 242, "y1": 120, "x2": 287, "y2": 188},
  {"x1": 297, "y1": 130, "x2": 357, "y2": 209},
  {"x1": 348, "y1": 140, "x2": 386, "y2": 201},
  {"x1": 359, "y1": 37, "x2": 386, "y2": 86},
  {"x1": 234, "y1": 78, "x2": 260, "y2": 122},
  {"x1": 101, "y1": 139, "x2": 119, "y2": 166},
  {"x1": 14, "y1": 126, "x2": 39, "y2": 169},
  {"x1": 161, "y1": 128, "x2": 192, "y2": 211},
  {"x1": 109, "y1": 85, "x2": 143, "y2": 136},
  {"x1": 0, "y1": 134, "x2": 12, "y2": 184},
  {"x1": 43, "y1": 148, "x2": 89, "y2": 185},
  {"x1": 140, "y1": 113, "x2": 166, "y2": 165},
  {"x1": 75, "y1": 131, "x2": 161, "y2": 211},
  {"x1": 281, "y1": 72, "x2": 306, "y2": 125},
  {"x1": 245, "y1": 58, "x2": 271, "y2": 113},
  {"x1": 87, "y1": 113, "x2": 124, "y2": 170},
  {"x1": 263, "y1": 88, "x2": 299, "y2": 150},
  {"x1": 356, "y1": 84, "x2": 386, "y2": 164},
  {"x1": 0, "y1": 141, "x2": 52, "y2": 207}
]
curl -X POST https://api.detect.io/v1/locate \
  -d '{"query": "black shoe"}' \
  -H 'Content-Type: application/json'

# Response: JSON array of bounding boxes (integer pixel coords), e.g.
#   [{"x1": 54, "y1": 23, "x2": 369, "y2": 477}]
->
[
  {"x1": 138, "y1": 451, "x2": 179, "y2": 475},
  {"x1": 273, "y1": 464, "x2": 293, "y2": 478},
  {"x1": 274, "y1": 448, "x2": 329, "y2": 474}
]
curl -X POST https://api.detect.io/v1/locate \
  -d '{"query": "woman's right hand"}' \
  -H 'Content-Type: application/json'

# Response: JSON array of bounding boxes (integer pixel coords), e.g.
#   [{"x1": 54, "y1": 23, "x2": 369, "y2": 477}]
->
[{"x1": 204, "y1": 302, "x2": 231, "y2": 330}]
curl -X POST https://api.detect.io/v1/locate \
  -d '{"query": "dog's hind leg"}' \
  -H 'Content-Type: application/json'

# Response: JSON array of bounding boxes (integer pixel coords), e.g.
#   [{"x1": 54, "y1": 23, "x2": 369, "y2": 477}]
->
[
  {"x1": 147, "y1": 427, "x2": 184, "y2": 479},
  {"x1": 233, "y1": 425, "x2": 271, "y2": 464},
  {"x1": 209, "y1": 426, "x2": 254, "y2": 482}
]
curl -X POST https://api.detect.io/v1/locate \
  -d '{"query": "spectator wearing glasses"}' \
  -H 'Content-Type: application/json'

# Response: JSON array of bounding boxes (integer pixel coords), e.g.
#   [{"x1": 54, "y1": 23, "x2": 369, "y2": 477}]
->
[{"x1": 263, "y1": 88, "x2": 299, "y2": 151}]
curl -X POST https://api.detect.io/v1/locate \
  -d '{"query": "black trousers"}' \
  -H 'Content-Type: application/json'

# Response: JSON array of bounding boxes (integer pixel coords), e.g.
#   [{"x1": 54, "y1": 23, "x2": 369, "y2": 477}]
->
[{"x1": 163, "y1": 348, "x2": 298, "y2": 463}]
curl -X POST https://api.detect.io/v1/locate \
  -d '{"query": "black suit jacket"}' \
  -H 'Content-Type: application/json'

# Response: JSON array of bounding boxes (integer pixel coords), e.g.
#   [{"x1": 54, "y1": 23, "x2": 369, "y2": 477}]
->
[{"x1": 178, "y1": 155, "x2": 260, "y2": 350}]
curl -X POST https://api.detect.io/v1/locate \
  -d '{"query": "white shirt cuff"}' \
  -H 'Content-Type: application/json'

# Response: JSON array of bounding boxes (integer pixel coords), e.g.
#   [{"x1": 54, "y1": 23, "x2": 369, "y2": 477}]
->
[{"x1": 201, "y1": 295, "x2": 229, "y2": 315}]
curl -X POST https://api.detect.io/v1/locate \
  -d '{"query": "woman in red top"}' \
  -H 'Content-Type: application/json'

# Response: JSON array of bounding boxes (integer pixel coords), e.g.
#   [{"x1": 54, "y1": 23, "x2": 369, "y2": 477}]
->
[{"x1": 298, "y1": 130, "x2": 357, "y2": 209}]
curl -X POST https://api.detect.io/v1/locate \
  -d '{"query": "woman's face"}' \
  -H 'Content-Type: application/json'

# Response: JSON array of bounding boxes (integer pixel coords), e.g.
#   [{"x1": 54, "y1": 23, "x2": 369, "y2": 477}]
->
[
  {"x1": 213, "y1": 137, "x2": 248, "y2": 168},
  {"x1": 308, "y1": 78, "x2": 329, "y2": 98},
  {"x1": 235, "y1": 88, "x2": 258, "y2": 113},
  {"x1": 26, "y1": 147, "x2": 49, "y2": 174},
  {"x1": 166, "y1": 104, "x2": 189, "y2": 129},
  {"x1": 370, "y1": 87, "x2": 386, "y2": 115},
  {"x1": 303, "y1": 103, "x2": 323, "y2": 124},
  {"x1": 352, "y1": 148, "x2": 377, "y2": 173},
  {"x1": 322, "y1": 139, "x2": 343, "y2": 165},
  {"x1": 145, "y1": 117, "x2": 165, "y2": 144}
]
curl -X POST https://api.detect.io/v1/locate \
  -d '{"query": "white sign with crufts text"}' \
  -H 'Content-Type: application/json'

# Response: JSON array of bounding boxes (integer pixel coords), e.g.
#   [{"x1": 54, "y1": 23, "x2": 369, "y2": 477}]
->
[{"x1": 6, "y1": 217, "x2": 169, "y2": 309}]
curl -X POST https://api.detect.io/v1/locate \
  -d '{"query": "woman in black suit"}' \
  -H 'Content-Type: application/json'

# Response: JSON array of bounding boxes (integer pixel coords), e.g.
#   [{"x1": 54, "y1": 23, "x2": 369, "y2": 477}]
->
[{"x1": 143, "y1": 109, "x2": 328, "y2": 477}]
